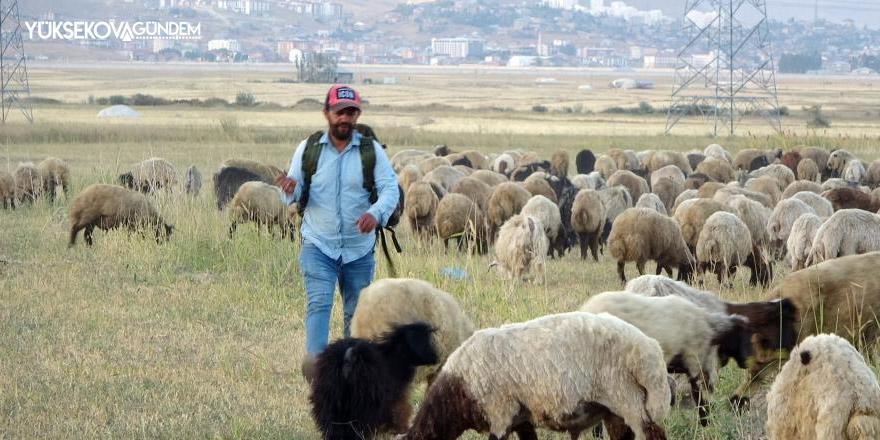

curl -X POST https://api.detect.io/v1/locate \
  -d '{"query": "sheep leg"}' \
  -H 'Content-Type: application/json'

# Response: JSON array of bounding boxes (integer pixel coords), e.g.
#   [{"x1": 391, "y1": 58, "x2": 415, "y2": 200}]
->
[
  {"x1": 689, "y1": 377, "x2": 710, "y2": 427},
  {"x1": 714, "y1": 264, "x2": 725, "y2": 285},
  {"x1": 636, "y1": 259, "x2": 646, "y2": 275},
  {"x1": 511, "y1": 422, "x2": 538, "y2": 440},
  {"x1": 228, "y1": 222, "x2": 237, "y2": 238},
  {"x1": 603, "y1": 414, "x2": 636, "y2": 440},
  {"x1": 588, "y1": 233, "x2": 600, "y2": 262},
  {"x1": 84, "y1": 225, "x2": 95, "y2": 246},
  {"x1": 617, "y1": 261, "x2": 627, "y2": 283},
  {"x1": 655, "y1": 263, "x2": 663, "y2": 275},
  {"x1": 578, "y1": 233, "x2": 588, "y2": 259},
  {"x1": 69, "y1": 224, "x2": 84, "y2": 246}
]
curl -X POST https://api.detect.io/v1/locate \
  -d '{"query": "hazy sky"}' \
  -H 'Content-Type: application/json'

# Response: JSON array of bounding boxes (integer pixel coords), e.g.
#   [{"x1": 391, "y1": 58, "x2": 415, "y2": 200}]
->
[{"x1": 624, "y1": 0, "x2": 880, "y2": 27}]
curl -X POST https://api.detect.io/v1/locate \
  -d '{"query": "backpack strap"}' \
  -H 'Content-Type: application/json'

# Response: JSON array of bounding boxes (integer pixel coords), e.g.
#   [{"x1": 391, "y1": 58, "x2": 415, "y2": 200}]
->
[
  {"x1": 297, "y1": 130, "x2": 324, "y2": 216},
  {"x1": 359, "y1": 136, "x2": 378, "y2": 205}
]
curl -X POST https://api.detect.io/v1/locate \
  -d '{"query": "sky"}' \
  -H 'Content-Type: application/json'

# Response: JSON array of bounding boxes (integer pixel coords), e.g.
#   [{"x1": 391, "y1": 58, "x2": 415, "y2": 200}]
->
[{"x1": 623, "y1": 0, "x2": 880, "y2": 27}]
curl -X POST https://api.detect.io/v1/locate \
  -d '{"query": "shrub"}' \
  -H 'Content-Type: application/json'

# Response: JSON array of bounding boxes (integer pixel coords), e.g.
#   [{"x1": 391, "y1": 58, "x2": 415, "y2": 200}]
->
[
  {"x1": 235, "y1": 91, "x2": 256, "y2": 107},
  {"x1": 532, "y1": 104, "x2": 548, "y2": 113}
]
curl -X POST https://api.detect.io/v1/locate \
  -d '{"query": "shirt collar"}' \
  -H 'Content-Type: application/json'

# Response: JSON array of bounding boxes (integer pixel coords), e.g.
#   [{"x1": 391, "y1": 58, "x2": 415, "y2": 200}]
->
[{"x1": 319, "y1": 129, "x2": 361, "y2": 151}]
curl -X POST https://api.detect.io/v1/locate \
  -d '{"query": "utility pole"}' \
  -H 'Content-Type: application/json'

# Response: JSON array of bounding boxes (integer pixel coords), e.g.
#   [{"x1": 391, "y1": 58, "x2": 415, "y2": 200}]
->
[
  {"x1": 0, "y1": 0, "x2": 33, "y2": 123},
  {"x1": 665, "y1": 0, "x2": 780, "y2": 136}
]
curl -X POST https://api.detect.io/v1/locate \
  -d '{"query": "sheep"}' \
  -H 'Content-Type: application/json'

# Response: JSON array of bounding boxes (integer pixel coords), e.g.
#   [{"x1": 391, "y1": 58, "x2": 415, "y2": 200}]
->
[
  {"x1": 457, "y1": 150, "x2": 488, "y2": 170},
  {"x1": 748, "y1": 164, "x2": 795, "y2": 193},
  {"x1": 786, "y1": 213, "x2": 824, "y2": 271},
  {"x1": 733, "y1": 148, "x2": 775, "y2": 171},
  {"x1": 227, "y1": 181, "x2": 295, "y2": 239},
  {"x1": 433, "y1": 144, "x2": 453, "y2": 156},
  {"x1": 404, "y1": 181, "x2": 439, "y2": 239},
  {"x1": 822, "y1": 177, "x2": 851, "y2": 191},
  {"x1": 704, "y1": 143, "x2": 733, "y2": 164},
  {"x1": 391, "y1": 150, "x2": 434, "y2": 173},
  {"x1": 650, "y1": 164, "x2": 686, "y2": 188},
  {"x1": 520, "y1": 174, "x2": 558, "y2": 204},
  {"x1": 767, "y1": 198, "x2": 816, "y2": 250},
  {"x1": 635, "y1": 193, "x2": 667, "y2": 215},
  {"x1": 13, "y1": 163, "x2": 43, "y2": 203},
  {"x1": 520, "y1": 195, "x2": 561, "y2": 248},
  {"x1": 797, "y1": 158, "x2": 820, "y2": 182},
  {"x1": 765, "y1": 333, "x2": 880, "y2": 440},
  {"x1": 451, "y1": 176, "x2": 492, "y2": 213},
  {"x1": 350, "y1": 279, "x2": 475, "y2": 385},
  {"x1": 782, "y1": 179, "x2": 823, "y2": 199},
  {"x1": 609, "y1": 149, "x2": 642, "y2": 172},
  {"x1": 695, "y1": 181, "x2": 727, "y2": 199},
  {"x1": 183, "y1": 165, "x2": 201, "y2": 196},
  {"x1": 516, "y1": 151, "x2": 541, "y2": 167},
  {"x1": 637, "y1": 150, "x2": 655, "y2": 170},
  {"x1": 310, "y1": 322, "x2": 439, "y2": 440},
  {"x1": 68, "y1": 183, "x2": 172, "y2": 246},
  {"x1": 607, "y1": 170, "x2": 649, "y2": 203},
  {"x1": 422, "y1": 165, "x2": 466, "y2": 195},
  {"x1": 712, "y1": 186, "x2": 773, "y2": 210},
  {"x1": 672, "y1": 189, "x2": 698, "y2": 215},
  {"x1": 696, "y1": 156, "x2": 736, "y2": 183},
  {"x1": 398, "y1": 164, "x2": 423, "y2": 194},
  {"x1": 647, "y1": 150, "x2": 693, "y2": 175},
  {"x1": 673, "y1": 198, "x2": 735, "y2": 252},
  {"x1": 866, "y1": 159, "x2": 880, "y2": 188},
  {"x1": 827, "y1": 149, "x2": 856, "y2": 178},
  {"x1": 435, "y1": 193, "x2": 489, "y2": 254},
  {"x1": 492, "y1": 214, "x2": 548, "y2": 280},
  {"x1": 653, "y1": 177, "x2": 684, "y2": 215},
  {"x1": 119, "y1": 157, "x2": 176, "y2": 193},
  {"x1": 219, "y1": 158, "x2": 281, "y2": 182},
  {"x1": 843, "y1": 159, "x2": 866, "y2": 184},
  {"x1": 609, "y1": 207, "x2": 695, "y2": 283},
  {"x1": 684, "y1": 172, "x2": 713, "y2": 190},
  {"x1": 725, "y1": 194, "x2": 771, "y2": 247},
  {"x1": 806, "y1": 209, "x2": 880, "y2": 265},
  {"x1": 571, "y1": 172, "x2": 605, "y2": 190},
  {"x1": 36, "y1": 157, "x2": 71, "y2": 202},
  {"x1": 696, "y1": 212, "x2": 756, "y2": 285},
  {"x1": 797, "y1": 146, "x2": 831, "y2": 179},
  {"x1": 687, "y1": 152, "x2": 707, "y2": 171},
  {"x1": 510, "y1": 161, "x2": 552, "y2": 182},
  {"x1": 571, "y1": 188, "x2": 607, "y2": 261},
  {"x1": 550, "y1": 149, "x2": 569, "y2": 177},
  {"x1": 469, "y1": 169, "x2": 507, "y2": 188},
  {"x1": 595, "y1": 154, "x2": 618, "y2": 179},
  {"x1": 396, "y1": 311, "x2": 671, "y2": 440},
  {"x1": 491, "y1": 153, "x2": 516, "y2": 176},
  {"x1": 418, "y1": 156, "x2": 452, "y2": 175},
  {"x1": 744, "y1": 175, "x2": 782, "y2": 206},
  {"x1": 575, "y1": 149, "x2": 596, "y2": 174},
  {"x1": 213, "y1": 166, "x2": 263, "y2": 210},
  {"x1": 0, "y1": 170, "x2": 14, "y2": 209},
  {"x1": 791, "y1": 191, "x2": 834, "y2": 217},
  {"x1": 823, "y1": 187, "x2": 880, "y2": 212},
  {"x1": 487, "y1": 182, "x2": 532, "y2": 240},
  {"x1": 598, "y1": 185, "x2": 633, "y2": 224},
  {"x1": 580, "y1": 291, "x2": 750, "y2": 426}
]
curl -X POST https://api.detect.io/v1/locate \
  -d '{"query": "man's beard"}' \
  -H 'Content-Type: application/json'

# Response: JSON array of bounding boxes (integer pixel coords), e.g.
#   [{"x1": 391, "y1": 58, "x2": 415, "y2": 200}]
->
[{"x1": 330, "y1": 122, "x2": 353, "y2": 141}]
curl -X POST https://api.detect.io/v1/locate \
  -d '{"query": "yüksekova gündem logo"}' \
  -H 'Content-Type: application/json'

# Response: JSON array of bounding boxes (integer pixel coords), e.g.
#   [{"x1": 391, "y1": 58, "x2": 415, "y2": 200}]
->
[{"x1": 25, "y1": 21, "x2": 201, "y2": 42}]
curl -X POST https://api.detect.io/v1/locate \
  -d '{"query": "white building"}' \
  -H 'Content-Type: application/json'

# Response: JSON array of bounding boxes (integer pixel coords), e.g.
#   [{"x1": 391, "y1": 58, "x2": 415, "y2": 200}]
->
[
  {"x1": 208, "y1": 39, "x2": 241, "y2": 52},
  {"x1": 431, "y1": 37, "x2": 483, "y2": 58},
  {"x1": 153, "y1": 39, "x2": 175, "y2": 53},
  {"x1": 542, "y1": 0, "x2": 578, "y2": 9}
]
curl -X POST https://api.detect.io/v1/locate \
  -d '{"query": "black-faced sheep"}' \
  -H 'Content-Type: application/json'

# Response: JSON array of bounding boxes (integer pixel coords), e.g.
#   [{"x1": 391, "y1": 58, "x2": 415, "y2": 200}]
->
[
  {"x1": 786, "y1": 213, "x2": 824, "y2": 271},
  {"x1": 396, "y1": 312, "x2": 671, "y2": 440},
  {"x1": 797, "y1": 158, "x2": 820, "y2": 182},
  {"x1": 806, "y1": 209, "x2": 880, "y2": 265},
  {"x1": 469, "y1": 169, "x2": 507, "y2": 188},
  {"x1": 781, "y1": 179, "x2": 823, "y2": 199},
  {"x1": 0, "y1": 170, "x2": 14, "y2": 209},
  {"x1": 433, "y1": 144, "x2": 453, "y2": 156},
  {"x1": 823, "y1": 187, "x2": 880, "y2": 212},
  {"x1": 219, "y1": 158, "x2": 282, "y2": 182},
  {"x1": 575, "y1": 149, "x2": 596, "y2": 174},
  {"x1": 36, "y1": 157, "x2": 71, "y2": 202},
  {"x1": 687, "y1": 152, "x2": 707, "y2": 171},
  {"x1": 765, "y1": 333, "x2": 880, "y2": 440},
  {"x1": 14, "y1": 163, "x2": 43, "y2": 203},
  {"x1": 609, "y1": 207, "x2": 695, "y2": 283},
  {"x1": 696, "y1": 212, "x2": 755, "y2": 285},
  {"x1": 350, "y1": 279, "x2": 474, "y2": 385},
  {"x1": 451, "y1": 176, "x2": 492, "y2": 213},
  {"x1": 791, "y1": 191, "x2": 834, "y2": 217},
  {"x1": 405, "y1": 181, "x2": 440, "y2": 240},
  {"x1": 487, "y1": 182, "x2": 531, "y2": 240},
  {"x1": 213, "y1": 166, "x2": 264, "y2": 210},
  {"x1": 310, "y1": 322, "x2": 439, "y2": 440},
  {"x1": 119, "y1": 157, "x2": 176, "y2": 193},
  {"x1": 608, "y1": 170, "x2": 649, "y2": 203},
  {"x1": 572, "y1": 188, "x2": 607, "y2": 261},
  {"x1": 227, "y1": 181, "x2": 295, "y2": 239},
  {"x1": 69, "y1": 183, "x2": 172, "y2": 246},
  {"x1": 581, "y1": 291, "x2": 750, "y2": 426},
  {"x1": 435, "y1": 193, "x2": 489, "y2": 254},
  {"x1": 695, "y1": 156, "x2": 736, "y2": 183},
  {"x1": 635, "y1": 193, "x2": 667, "y2": 215},
  {"x1": 550, "y1": 149, "x2": 569, "y2": 177},
  {"x1": 733, "y1": 148, "x2": 774, "y2": 171},
  {"x1": 184, "y1": 165, "x2": 201, "y2": 196},
  {"x1": 492, "y1": 214, "x2": 548, "y2": 280},
  {"x1": 447, "y1": 150, "x2": 487, "y2": 170}
]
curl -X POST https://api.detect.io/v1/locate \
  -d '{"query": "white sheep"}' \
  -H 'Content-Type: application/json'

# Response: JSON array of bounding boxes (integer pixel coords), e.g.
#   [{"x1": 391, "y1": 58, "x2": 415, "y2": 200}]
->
[
  {"x1": 404, "y1": 181, "x2": 440, "y2": 239},
  {"x1": 571, "y1": 172, "x2": 606, "y2": 190},
  {"x1": 397, "y1": 311, "x2": 671, "y2": 440},
  {"x1": 791, "y1": 191, "x2": 834, "y2": 218},
  {"x1": 635, "y1": 192, "x2": 668, "y2": 215},
  {"x1": 704, "y1": 143, "x2": 733, "y2": 164},
  {"x1": 598, "y1": 185, "x2": 633, "y2": 224},
  {"x1": 520, "y1": 194, "x2": 561, "y2": 246},
  {"x1": 724, "y1": 194, "x2": 771, "y2": 247},
  {"x1": 492, "y1": 214, "x2": 548, "y2": 280},
  {"x1": 421, "y1": 165, "x2": 466, "y2": 195},
  {"x1": 119, "y1": 157, "x2": 177, "y2": 193},
  {"x1": 696, "y1": 211, "x2": 754, "y2": 285},
  {"x1": 806, "y1": 209, "x2": 880, "y2": 265},
  {"x1": 786, "y1": 213, "x2": 824, "y2": 271},
  {"x1": 766, "y1": 333, "x2": 880, "y2": 440},
  {"x1": 843, "y1": 159, "x2": 866, "y2": 184},
  {"x1": 767, "y1": 198, "x2": 816, "y2": 249},
  {"x1": 227, "y1": 181, "x2": 294, "y2": 239}
]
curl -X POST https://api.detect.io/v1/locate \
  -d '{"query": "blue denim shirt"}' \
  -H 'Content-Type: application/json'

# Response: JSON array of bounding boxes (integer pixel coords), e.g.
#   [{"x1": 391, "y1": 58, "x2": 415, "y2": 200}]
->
[{"x1": 283, "y1": 130, "x2": 399, "y2": 263}]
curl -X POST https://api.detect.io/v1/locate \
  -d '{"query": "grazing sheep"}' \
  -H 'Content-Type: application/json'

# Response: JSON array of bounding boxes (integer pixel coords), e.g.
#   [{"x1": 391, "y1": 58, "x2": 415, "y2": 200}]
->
[
  {"x1": 520, "y1": 195, "x2": 562, "y2": 248},
  {"x1": 510, "y1": 161, "x2": 552, "y2": 182},
  {"x1": 673, "y1": 198, "x2": 735, "y2": 252},
  {"x1": 696, "y1": 212, "x2": 754, "y2": 285},
  {"x1": 744, "y1": 175, "x2": 782, "y2": 206},
  {"x1": 418, "y1": 156, "x2": 452, "y2": 175},
  {"x1": 351, "y1": 279, "x2": 475, "y2": 385},
  {"x1": 571, "y1": 188, "x2": 607, "y2": 261},
  {"x1": 595, "y1": 155, "x2": 618, "y2": 179},
  {"x1": 806, "y1": 209, "x2": 880, "y2": 265},
  {"x1": 227, "y1": 181, "x2": 295, "y2": 239},
  {"x1": 13, "y1": 163, "x2": 43, "y2": 203},
  {"x1": 827, "y1": 149, "x2": 856, "y2": 177},
  {"x1": 219, "y1": 158, "x2": 281, "y2": 182},
  {"x1": 712, "y1": 186, "x2": 773, "y2": 210},
  {"x1": 696, "y1": 156, "x2": 736, "y2": 183},
  {"x1": 635, "y1": 193, "x2": 667, "y2": 215},
  {"x1": 782, "y1": 179, "x2": 823, "y2": 199},
  {"x1": 672, "y1": 189, "x2": 698, "y2": 214},
  {"x1": 398, "y1": 164, "x2": 423, "y2": 194},
  {"x1": 866, "y1": 159, "x2": 880, "y2": 188},
  {"x1": 571, "y1": 172, "x2": 605, "y2": 190},
  {"x1": 213, "y1": 167, "x2": 264, "y2": 210},
  {"x1": 183, "y1": 165, "x2": 201, "y2": 196},
  {"x1": 493, "y1": 214, "x2": 548, "y2": 280},
  {"x1": 797, "y1": 146, "x2": 830, "y2": 179},
  {"x1": 520, "y1": 174, "x2": 558, "y2": 204},
  {"x1": 491, "y1": 153, "x2": 516, "y2": 176},
  {"x1": 650, "y1": 164, "x2": 686, "y2": 188},
  {"x1": 310, "y1": 323, "x2": 439, "y2": 440},
  {"x1": 843, "y1": 159, "x2": 866, "y2": 184},
  {"x1": 0, "y1": 170, "x2": 14, "y2": 209},
  {"x1": 550, "y1": 149, "x2": 569, "y2": 177},
  {"x1": 609, "y1": 149, "x2": 642, "y2": 172},
  {"x1": 469, "y1": 169, "x2": 507, "y2": 188},
  {"x1": 797, "y1": 158, "x2": 820, "y2": 182},
  {"x1": 119, "y1": 157, "x2": 176, "y2": 193},
  {"x1": 687, "y1": 152, "x2": 707, "y2": 171},
  {"x1": 791, "y1": 191, "x2": 834, "y2": 217},
  {"x1": 69, "y1": 183, "x2": 172, "y2": 246},
  {"x1": 422, "y1": 165, "x2": 466, "y2": 195},
  {"x1": 733, "y1": 148, "x2": 774, "y2": 171},
  {"x1": 609, "y1": 207, "x2": 695, "y2": 283},
  {"x1": 822, "y1": 177, "x2": 851, "y2": 191},
  {"x1": 36, "y1": 157, "x2": 71, "y2": 201},
  {"x1": 823, "y1": 187, "x2": 880, "y2": 212},
  {"x1": 581, "y1": 291, "x2": 750, "y2": 426},
  {"x1": 786, "y1": 213, "x2": 824, "y2": 271},
  {"x1": 433, "y1": 144, "x2": 453, "y2": 156},
  {"x1": 684, "y1": 172, "x2": 713, "y2": 190},
  {"x1": 767, "y1": 198, "x2": 816, "y2": 249},
  {"x1": 653, "y1": 177, "x2": 684, "y2": 215},
  {"x1": 704, "y1": 143, "x2": 733, "y2": 164},
  {"x1": 391, "y1": 150, "x2": 434, "y2": 173},
  {"x1": 695, "y1": 181, "x2": 727, "y2": 199},
  {"x1": 516, "y1": 151, "x2": 541, "y2": 167},
  {"x1": 779, "y1": 151, "x2": 801, "y2": 175},
  {"x1": 598, "y1": 185, "x2": 633, "y2": 224},
  {"x1": 647, "y1": 150, "x2": 693, "y2": 175},
  {"x1": 765, "y1": 333, "x2": 880, "y2": 440},
  {"x1": 608, "y1": 170, "x2": 649, "y2": 203},
  {"x1": 575, "y1": 149, "x2": 596, "y2": 174},
  {"x1": 397, "y1": 312, "x2": 671, "y2": 440},
  {"x1": 435, "y1": 193, "x2": 489, "y2": 254},
  {"x1": 748, "y1": 164, "x2": 795, "y2": 193},
  {"x1": 404, "y1": 181, "x2": 440, "y2": 239},
  {"x1": 456, "y1": 150, "x2": 488, "y2": 170},
  {"x1": 451, "y1": 176, "x2": 492, "y2": 213},
  {"x1": 725, "y1": 194, "x2": 771, "y2": 247},
  {"x1": 487, "y1": 182, "x2": 532, "y2": 239}
]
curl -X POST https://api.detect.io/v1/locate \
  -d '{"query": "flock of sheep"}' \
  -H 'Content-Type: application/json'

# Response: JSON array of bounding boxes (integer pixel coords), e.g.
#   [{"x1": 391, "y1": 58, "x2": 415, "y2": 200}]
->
[{"x1": 4, "y1": 142, "x2": 880, "y2": 440}]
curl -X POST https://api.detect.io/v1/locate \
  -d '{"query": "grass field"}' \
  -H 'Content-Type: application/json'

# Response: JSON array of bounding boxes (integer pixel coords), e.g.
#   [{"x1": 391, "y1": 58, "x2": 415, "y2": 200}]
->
[{"x1": 1, "y1": 64, "x2": 880, "y2": 439}]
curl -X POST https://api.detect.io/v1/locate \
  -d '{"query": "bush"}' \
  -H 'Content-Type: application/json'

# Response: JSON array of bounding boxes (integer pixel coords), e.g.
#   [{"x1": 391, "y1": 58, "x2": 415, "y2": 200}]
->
[
  {"x1": 202, "y1": 97, "x2": 229, "y2": 107},
  {"x1": 130, "y1": 94, "x2": 171, "y2": 106},
  {"x1": 235, "y1": 91, "x2": 256, "y2": 107},
  {"x1": 804, "y1": 105, "x2": 830, "y2": 128},
  {"x1": 532, "y1": 104, "x2": 548, "y2": 113},
  {"x1": 109, "y1": 95, "x2": 125, "y2": 105}
]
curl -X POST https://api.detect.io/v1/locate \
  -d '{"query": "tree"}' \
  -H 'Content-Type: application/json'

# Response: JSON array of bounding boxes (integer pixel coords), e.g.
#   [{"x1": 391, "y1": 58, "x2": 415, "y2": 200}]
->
[
  {"x1": 779, "y1": 52, "x2": 822, "y2": 73},
  {"x1": 296, "y1": 53, "x2": 339, "y2": 83}
]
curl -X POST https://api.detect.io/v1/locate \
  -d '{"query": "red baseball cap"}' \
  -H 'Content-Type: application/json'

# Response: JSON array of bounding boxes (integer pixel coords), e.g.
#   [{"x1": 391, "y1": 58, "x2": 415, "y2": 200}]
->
[{"x1": 326, "y1": 84, "x2": 361, "y2": 112}]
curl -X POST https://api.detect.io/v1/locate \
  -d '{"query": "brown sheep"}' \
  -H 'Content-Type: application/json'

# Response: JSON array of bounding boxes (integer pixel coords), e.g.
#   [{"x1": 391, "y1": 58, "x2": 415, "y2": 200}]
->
[
  {"x1": 779, "y1": 151, "x2": 801, "y2": 175},
  {"x1": 745, "y1": 175, "x2": 782, "y2": 206},
  {"x1": 595, "y1": 154, "x2": 618, "y2": 179},
  {"x1": 0, "y1": 170, "x2": 15, "y2": 209},
  {"x1": 119, "y1": 158, "x2": 177, "y2": 193},
  {"x1": 520, "y1": 175, "x2": 558, "y2": 204},
  {"x1": 398, "y1": 164, "x2": 423, "y2": 194},
  {"x1": 469, "y1": 169, "x2": 507, "y2": 188},
  {"x1": 571, "y1": 189, "x2": 607, "y2": 261},
  {"x1": 782, "y1": 180, "x2": 823, "y2": 199},
  {"x1": 451, "y1": 176, "x2": 492, "y2": 213},
  {"x1": 228, "y1": 181, "x2": 295, "y2": 239},
  {"x1": 650, "y1": 164, "x2": 686, "y2": 188},
  {"x1": 797, "y1": 158, "x2": 819, "y2": 182},
  {"x1": 733, "y1": 149, "x2": 772, "y2": 171},
  {"x1": 653, "y1": 177, "x2": 684, "y2": 214},
  {"x1": 418, "y1": 156, "x2": 452, "y2": 175},
  {"x1": 487, "y1": 182, "x2": 532, "y2": 240},
  {"x1": 823, "y1": 187, "x2": 880, "y2": 212},
  {"x1": 404, "y1": 181, "x2": 439, "y2": 239},
  {"x1": 69, "y1": 184, "x2": 172, "y2": 246},
  {"x1": 647, "y1": 150, "x2": 693, "y2": 175},
  {"x1": 550, "y1": 149, "x2": 569, "y2": 177},
  {"x1": 37, "y1": 157, "x2": 71, "y2": 202},
  {"x1": 684, "y1": 172, "x2": 714, "y2": 190},
  {"x1": 673, "y1": 198, "x2": 735, "y2": 252},
  {"x1": 14, "y1": 163, "x2": 43, "y2": 203},
  {"x1": 749, "y1": 164, "x2": 796, "y2": 192},
  {"x1": 608, "y1": 148, "x2": 641, "y2": 172},
  {"x1": 866, "y1": 159, "x2": 880, "y2": 188},
  {"x1": 695, "y1": 156, "x2": 736, "y2": 183},
  {"x1": 713, "y1": 186, "x2": 774, "y2": 209},
  {"x1": 435, "y1": 193, "x2": 489, "y2": 254},
  {"x1": 609, "y1": 207, "x2": 695, "y2": 283},
  {"x1": 695, "y1": 181, "x2": 727, "y2": 199},
  {"x1": 447, "y1": 150, "x2": 488, "y2": 170},
  {"x1": 220, "y1": 158, "x2": 282, "y2": 183},
  {"x1": 607, "y1": 169, "x2": 649, "y2": 203},
  {"x1": 797, "y1": 146, "x2": 830, "y2": 178}
]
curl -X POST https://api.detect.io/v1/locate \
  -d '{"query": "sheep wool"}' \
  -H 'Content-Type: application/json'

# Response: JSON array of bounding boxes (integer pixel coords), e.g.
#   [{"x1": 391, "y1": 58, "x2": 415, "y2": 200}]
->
[
  {"x1": 653, "y1": 177, "x2": 684, "y2": 215},
  {"x1": 398, "y1": 312, "x2": 670, "y2": 440},
  {"x1": 696, "y1": 212, "x2": 753, "y2": 282},
  {"x1": 696, "y1": 156, "x2": 736, "y2": 183},
  {"x1": 672, "y1": 189, "x2": 698, "y2": 215},
  {"x1": 827, "y1": 150, "x2": 856, "y2": 176},
  {"x1": 418, "y1": 156, "x2": 452, "y2": 176},
  {"x1": 550, "y1": 149, "x2": 569, "y2": 177},
  {"x1": 610, "y1": 207, "x2": 694, "y2": 282},
  {"x1": 797, "y1": 158, "x2": 820, "y2": 182},
  {"x1": 520, "y1": 175, "x2": 558, "y2": 204},
  {"x1": 598, "y1": 185, "x2": 634, "y2": 225},
  {"x1": 595, "y1": 155, "x2": 618, "y2": 179},
  {"x1": 435, "y1": 192, "x2": 489, "y2": 253},
  {"x1": 351, "y1": 278, "x2": 475, "y2": 384},
  {"x1": 607, "y1": 169, "x2": 649, "y2": 203},
  {"x1": 725, "y1": 194, "x2": 771, "y2": 247},
  {"x1": 391, "y1": 149, "x2": 434, "y2": 173},
  {"x1": 491, "y1": 153, "x2": 516, "y2": 176},
  {"x1": 704, "y1": 143, "x2": 733, "y2": 164},
  {"x1": 69, "y1": 183, "x2": 172, "y2": 246},
  {"x1": 766, "y1": 198, "x2": 816, "y2": 247},
  {"x1": 647, "y1": 150, "x2": 693, "y2": 175},
  {"x1": 744, "y1": 175, "x2": 782, "y2": 206},
  {"x1": 121, "y1": 157, "x2": 177, "y2": 193},
  {"x1": 36, "y1": 157, "x2": 71, "y2": 201},
  {"x1": 451, "y1": 176, "x2": 492, "y2": 213},
  {"x1": 786, "y1": 214, "x2": 824, "y2": 271},
  {"x1": 782, "y1": 179, "x2": 823, "y2": 199},
  {"x1": 571, "y1": 188, "x2": 607, "y2": 261},
  {"x1": 807, "y1": 209, "x2": 880, "y2": 265},
  {"x1": 520, "y1": 195, "x2": 561, "y2": 244},
  {"x1": 493, "y1": 214, "x2": 548, "y2": 280},
  {"x1": 635, "y1": 193, "x2": 667, "y2": 215},
  {"x1": 469, "y1": 169, "x2": 507, "y2": 188},
  {"x1": 184, "y1": 165, "x2": 202, "y2": 196},
  {"x1": 13, "y1": 163, "x2": 43, "y2": 203},
  {"x1": 219, "y1": 158, "x2": 281, "y2": 183},
  {"x1": 0, "y1": 170, "x2": 14, "y2": 209},
  {"x1": 791, "y1": 191, "x2": 834, "y2": 217},
  {"x1": 797, "y1": 146, "x2": 830, "y2": 178},
  {"x1": 404, "y1": 181, "x2": 440, "y2": 239},
  {"x1": 571, "y1": 172, "x2": 605, "y2": 190},
  {"x1": 673, "y1": 198, "x2": 735, "y2": 251},
  {"x1": 398, "y1": 164, "x2": 423, "y2": 194},
  {"x1": 843, "y1": 159, "x2": 866, "y2": 184},
  {"x1": 749, "y1": 164, "x2": 796, "y2": 192},
  {"x1": 228, "y1": 181, "x2": 294, "y2": 239},
  {"x1": 866, "y1": 159, "x2": 880, "y2": 188},
  {"x1": 766, "y1": 333, "x2": 880, "y2": 440},
  {"x1": 487, "y1": 182, "x2": 532, "y2": 237},
  {"x1": 421, "y1": 165, "x2": 466, "y2": 195},
  {"x1": 650, "y1": 164, "x2": 686, "y2": 188}
]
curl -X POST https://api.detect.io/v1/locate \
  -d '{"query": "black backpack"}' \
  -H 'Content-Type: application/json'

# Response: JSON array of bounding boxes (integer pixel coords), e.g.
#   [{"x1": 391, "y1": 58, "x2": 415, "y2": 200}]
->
[{"x1": 298, "y1": 124, "x2": 403, "y2": 274}]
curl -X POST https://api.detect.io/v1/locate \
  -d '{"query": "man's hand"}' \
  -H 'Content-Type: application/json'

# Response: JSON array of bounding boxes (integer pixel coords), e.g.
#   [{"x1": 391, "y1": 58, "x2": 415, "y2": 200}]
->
[
  {"x1": 356, "y1": 213, "x2": 378, "y2": 233},
  {"x1": 275, "y1": 173, "x2": 296, "y2": 194}
]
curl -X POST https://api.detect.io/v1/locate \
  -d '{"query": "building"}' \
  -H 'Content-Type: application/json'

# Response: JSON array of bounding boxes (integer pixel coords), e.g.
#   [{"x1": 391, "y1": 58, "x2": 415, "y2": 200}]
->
[
  {"x1": 431, "y1": 37, "x2": 484, "y2": 59},
  {"x1": 153, "y1": 39, "x2": 176, "y2": 53},
  {"x1": 542, "y1": 0, "x2": 578, "y2": 9},
  {"x1": 590, "y1": 0, "x2": 603, "y2": 12},
  {"x1": 215, "y1": 0, "x2": 269, "y2": 15},
  {"x1": 208, "y1": 39, "x2": 241, "y2": 52}
]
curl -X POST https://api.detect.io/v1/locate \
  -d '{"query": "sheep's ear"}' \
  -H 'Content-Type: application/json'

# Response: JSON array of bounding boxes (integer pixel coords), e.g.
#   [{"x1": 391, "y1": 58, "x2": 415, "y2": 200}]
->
[{"x1": 800, "y1": 350, "x2": 812, "y2": 365}]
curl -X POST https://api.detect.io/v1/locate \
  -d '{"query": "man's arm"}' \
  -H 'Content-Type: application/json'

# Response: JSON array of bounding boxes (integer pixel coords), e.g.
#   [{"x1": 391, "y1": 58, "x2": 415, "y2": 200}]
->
[
  {"x1": 280, "y1": 139, "x2": 307, "y2": 205},
  {"x1": 366, "y1": 140, "x2": 400, "y2": 227}
]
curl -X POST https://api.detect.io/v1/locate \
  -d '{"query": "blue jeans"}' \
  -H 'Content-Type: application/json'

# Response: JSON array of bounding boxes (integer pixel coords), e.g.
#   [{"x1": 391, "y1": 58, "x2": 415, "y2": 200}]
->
[{"x1": 300, "y1": 241, "x2": 375, "y2": 355}]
